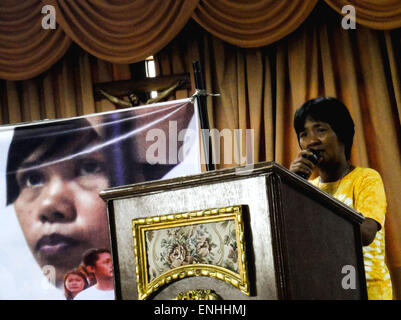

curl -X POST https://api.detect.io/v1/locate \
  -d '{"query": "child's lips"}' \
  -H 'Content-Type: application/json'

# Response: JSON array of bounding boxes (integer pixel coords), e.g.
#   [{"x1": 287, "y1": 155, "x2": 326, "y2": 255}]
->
[
  {"x1": 69, "y1": 286, "x2": 82, "y2": 291},
  {"x1": 35, "y1": 234, "x2": 78, "y2": 256}
]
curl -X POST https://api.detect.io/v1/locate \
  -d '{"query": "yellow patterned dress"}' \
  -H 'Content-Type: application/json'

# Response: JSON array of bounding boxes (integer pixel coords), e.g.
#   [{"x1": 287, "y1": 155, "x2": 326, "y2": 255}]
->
[{"x1": 310, "y1": 166, "x2": 392, "y2": 300}]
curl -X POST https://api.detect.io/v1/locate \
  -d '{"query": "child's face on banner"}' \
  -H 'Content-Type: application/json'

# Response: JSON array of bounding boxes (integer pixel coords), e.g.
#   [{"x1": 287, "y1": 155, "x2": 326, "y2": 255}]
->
[
  {"x1": 13, "y1": 142, "x2": 110, "y2": 286},
  {"x1": 65, "y1": 273, "x2": 86, "y2": 294}
]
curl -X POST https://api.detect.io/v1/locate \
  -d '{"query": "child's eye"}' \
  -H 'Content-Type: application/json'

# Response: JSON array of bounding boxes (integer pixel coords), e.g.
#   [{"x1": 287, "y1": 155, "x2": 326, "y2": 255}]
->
[
  {"x1": 77, "y1": 159, "x2": 103, "y2": 176},
  {"x1": 21, "y1": 171, "x2": 44, "y2": 188},
  {"x1": 300, "y1": 132, "x2": 307, "y2": 138}
]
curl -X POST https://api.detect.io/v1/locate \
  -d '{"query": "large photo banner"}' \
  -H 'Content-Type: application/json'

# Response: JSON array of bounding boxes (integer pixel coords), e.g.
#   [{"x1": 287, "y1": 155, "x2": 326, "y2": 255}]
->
[{"x1": 0, "y1": 98, "x2": 201, "y2": 299}]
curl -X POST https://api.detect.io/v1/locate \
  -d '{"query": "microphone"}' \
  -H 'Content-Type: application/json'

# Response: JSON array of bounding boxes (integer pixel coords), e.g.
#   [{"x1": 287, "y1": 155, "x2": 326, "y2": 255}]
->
[{"x1": 296, "y1": 149, "x2": 322, "y2": 179}]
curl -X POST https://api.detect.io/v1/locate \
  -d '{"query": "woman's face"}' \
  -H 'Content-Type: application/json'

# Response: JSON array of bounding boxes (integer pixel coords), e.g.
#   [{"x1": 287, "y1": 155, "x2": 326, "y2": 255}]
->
[
  {"x1": 299, "y1": 117, "x2": 346, "y2": 166},
  {"x1": 65, "y1": 274, "x2": 86, "y2": 293},
  {"x1": 13, "y1": 143, "x2": 110, "y2": 287}
]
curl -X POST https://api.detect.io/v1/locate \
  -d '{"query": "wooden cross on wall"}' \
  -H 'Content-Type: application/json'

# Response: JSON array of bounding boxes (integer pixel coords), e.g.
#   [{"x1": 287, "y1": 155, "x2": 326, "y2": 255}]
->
[{"x1": 93, "y1": 73, "x2": 191, "y2": 109}]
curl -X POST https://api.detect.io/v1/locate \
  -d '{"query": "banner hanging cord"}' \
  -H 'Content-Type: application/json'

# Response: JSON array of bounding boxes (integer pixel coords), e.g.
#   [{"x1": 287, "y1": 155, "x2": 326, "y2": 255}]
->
[{"x1": 190, "y1": 89, "x2": 220, "y2": 103}]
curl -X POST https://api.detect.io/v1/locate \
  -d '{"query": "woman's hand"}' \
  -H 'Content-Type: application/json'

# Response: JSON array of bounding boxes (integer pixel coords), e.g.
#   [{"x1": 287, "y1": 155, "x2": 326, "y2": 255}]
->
[{"x1": 289, "y1": 150, "x2": 319, "y2": 179}]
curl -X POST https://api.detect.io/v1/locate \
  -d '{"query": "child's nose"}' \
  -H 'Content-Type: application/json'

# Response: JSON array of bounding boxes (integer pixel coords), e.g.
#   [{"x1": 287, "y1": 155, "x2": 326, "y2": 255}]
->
[{"x1": 36, "y1": 176, "x2": 76, "y2": 223}]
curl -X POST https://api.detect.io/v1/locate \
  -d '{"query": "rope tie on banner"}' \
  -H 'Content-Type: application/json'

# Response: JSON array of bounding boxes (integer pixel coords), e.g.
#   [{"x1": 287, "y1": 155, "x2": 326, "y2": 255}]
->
[{"x1": 191, "y1": 89, "x2": 220, "y2": 103}]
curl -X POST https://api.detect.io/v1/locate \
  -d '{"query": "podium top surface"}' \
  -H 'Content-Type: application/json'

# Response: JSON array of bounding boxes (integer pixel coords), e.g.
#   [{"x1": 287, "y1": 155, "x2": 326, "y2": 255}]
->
[{"x1": 100, "y1": 161, "x2": 364, "y2": 224}]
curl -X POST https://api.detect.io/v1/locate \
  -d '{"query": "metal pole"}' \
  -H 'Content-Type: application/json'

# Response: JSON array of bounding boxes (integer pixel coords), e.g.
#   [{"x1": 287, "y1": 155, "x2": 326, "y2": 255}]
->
[{"x1": 192, "y1": 61, "x2": 215, "y2": 171}]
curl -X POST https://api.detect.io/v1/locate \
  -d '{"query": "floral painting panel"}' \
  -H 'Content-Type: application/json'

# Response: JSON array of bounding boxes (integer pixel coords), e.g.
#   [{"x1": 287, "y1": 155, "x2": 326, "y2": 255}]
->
[{"x1": 145, "y1": 220, "x2": 238, "y2": 282}]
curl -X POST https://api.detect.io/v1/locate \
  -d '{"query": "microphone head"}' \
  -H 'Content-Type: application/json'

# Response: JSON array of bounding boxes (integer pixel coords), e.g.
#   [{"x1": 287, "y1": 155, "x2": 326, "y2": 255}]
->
[
  {"x1": 310, "y1": 149, "x2": 322, "y2": 157},
  {"x1": 304, "y1": 151, "x2": 318, "y2": 165},
  {"x1": 308, "y1": 149, "x2": 323, "y2": 165},
  {"x1": 296, "y1": 149, "x2": 322, "y2": 179}
]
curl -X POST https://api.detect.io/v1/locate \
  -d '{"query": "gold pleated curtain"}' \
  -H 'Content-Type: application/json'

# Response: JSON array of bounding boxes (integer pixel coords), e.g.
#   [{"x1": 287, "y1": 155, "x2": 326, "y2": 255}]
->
[
  {"x1": 0, "y1": 45, "x2": 91, "y2": 124},
  {"x1": 2, "y1": 0, "x2": 401, "y2": 80},
  {"x1": 192, "y1": 0, "x2": 319, "y2": 47},
  {"x1": 1, "y1": 0, "x2": 401, "y2": 298},
  {"x1": 0, "y1": 0, "x2": 199, "y2": 80},
  {"x1": 325, "y1": 0, "x2": 401, "y2": 30},
  {"x1": 0, "y1": 0, "x2": 71, "y2": 81},
  {"x1": 45, "y1": 0, "x2": 199, "y2": 64}
]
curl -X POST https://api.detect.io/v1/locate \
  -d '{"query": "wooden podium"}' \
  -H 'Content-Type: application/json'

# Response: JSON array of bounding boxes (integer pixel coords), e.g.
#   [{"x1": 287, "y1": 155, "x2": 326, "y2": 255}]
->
[{"x1": 100, "y1": 162, "x2": 367, "y2": 300}]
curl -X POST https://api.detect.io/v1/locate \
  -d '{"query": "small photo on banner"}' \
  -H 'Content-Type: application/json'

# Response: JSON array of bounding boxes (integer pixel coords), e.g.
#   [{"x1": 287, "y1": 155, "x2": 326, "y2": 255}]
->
[{"x1": 0, "y1": 98, "x2": 201, "y2": 300}]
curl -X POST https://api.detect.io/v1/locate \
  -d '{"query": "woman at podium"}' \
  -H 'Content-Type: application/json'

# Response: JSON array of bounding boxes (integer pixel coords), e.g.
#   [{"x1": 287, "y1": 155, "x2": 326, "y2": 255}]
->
[{"x1": 289, "y1": 97, "x2": 392, "y2": 300}]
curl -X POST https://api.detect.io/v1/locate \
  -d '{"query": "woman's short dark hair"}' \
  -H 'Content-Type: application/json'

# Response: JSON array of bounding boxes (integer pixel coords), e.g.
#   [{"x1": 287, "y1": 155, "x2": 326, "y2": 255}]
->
[{"x1": 293, "y1": 97, "x2": 355, "y2": 160}]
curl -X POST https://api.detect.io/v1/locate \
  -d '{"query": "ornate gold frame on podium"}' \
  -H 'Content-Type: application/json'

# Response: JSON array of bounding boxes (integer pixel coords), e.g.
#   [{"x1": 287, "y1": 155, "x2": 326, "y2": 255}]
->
[{"x1": 131, "y1": 206, "x2": 250, "y2": 300}]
